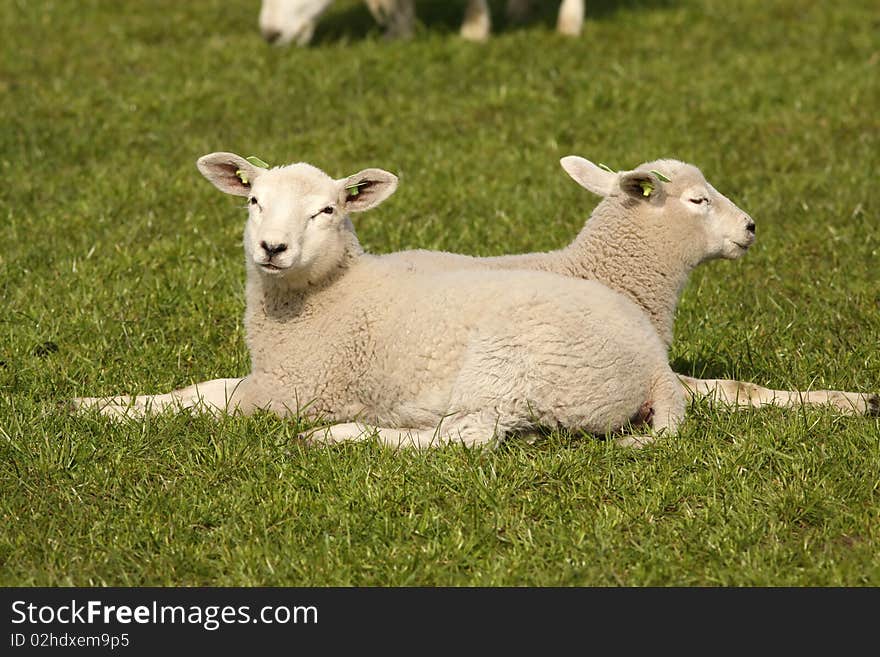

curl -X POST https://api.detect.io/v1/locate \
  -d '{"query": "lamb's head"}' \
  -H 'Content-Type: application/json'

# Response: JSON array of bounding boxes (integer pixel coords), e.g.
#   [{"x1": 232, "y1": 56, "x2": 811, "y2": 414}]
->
[
  {"x1": 561, "y1": 156, "x2": 756, "y2": 265},
  {"x1": 259, "y1": 0, "x2": 332, "y2": 46},
  {"x1": 197, "y1": 152, "x2": 398, "y2": 285}
]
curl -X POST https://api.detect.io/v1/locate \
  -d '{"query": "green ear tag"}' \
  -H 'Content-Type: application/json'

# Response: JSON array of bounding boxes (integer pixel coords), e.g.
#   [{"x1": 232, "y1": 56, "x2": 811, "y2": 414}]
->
[
  {"x1": 650, "y1": 169, "x2": 671, "y2": 183},
  {"x1": 598, "y1": 162, "x2": 615, "y2": 173},
  {"x1": 236, "y1": 156, "x2": 269, "y2": 185},
  {"x1": 639, "y1": 181, "x2": 654, "y2": 197},
  {"x1": 347, "y1": 181, "x2": 371, "y2": 197},
  {"x1": 245, "y1": 156, "x2": 270, "y2": 169}
]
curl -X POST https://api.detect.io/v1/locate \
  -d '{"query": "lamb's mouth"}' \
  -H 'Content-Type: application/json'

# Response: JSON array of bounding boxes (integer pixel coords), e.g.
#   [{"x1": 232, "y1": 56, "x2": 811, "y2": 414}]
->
[
  {"x1": 259, "y1": 262, "x2": 287, "y2": 273},
  {"x1": 732, "y1": 240, "x2": 752, "y2": 251}
]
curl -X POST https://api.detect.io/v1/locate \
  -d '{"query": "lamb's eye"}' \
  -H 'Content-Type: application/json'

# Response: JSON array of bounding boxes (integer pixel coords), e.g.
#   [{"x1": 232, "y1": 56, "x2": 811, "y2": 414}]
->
[
  {"x1": 321, "y1": 206, "x2": 334, "y2": 215},
  {"x1": 249, "y1": 197, "x2": 258, "y2": 206},
  {"x1": 689, "y1": 197, "x2": 709, "y2": 205}
]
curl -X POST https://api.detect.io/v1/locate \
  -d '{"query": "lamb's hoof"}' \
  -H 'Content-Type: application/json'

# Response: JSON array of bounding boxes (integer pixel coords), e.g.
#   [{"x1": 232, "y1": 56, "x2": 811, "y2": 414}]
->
[
  {"x1": 42, "y1": 399, "x2": 77, "y2": 419},
  {"x1": 68, "y1": 397, "x2": 108, "y2": 414},
  {"x1": 615, "y1": 435, "x2": 655, "y2": 449},
  {"x1": 66, "y1": 398, "x2": 136, "y2": 421},
  {"x1": 297, "y1": 427, "x2": 335, "y2": 446},
  {"x1": 868, "y1": 395, "x2": 880, "y2": 418},
  {"x1": 296, "y1": 430, "x2": 319, "y2": 447}
]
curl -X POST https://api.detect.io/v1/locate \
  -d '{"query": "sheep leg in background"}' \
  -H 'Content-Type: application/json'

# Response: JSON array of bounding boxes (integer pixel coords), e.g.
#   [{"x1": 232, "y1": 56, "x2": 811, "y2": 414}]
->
[
  {"x1": 460, "y1": 0, "x2": 491, "y2": 42},
  {"x1": 557, "y1": 0, "x2": 584, "y2": 36},
  {"x1": 366, "y1": 0, "x2": 415, "y2": 39},
  {"x1": 505, "y1": 0, "x2": 584, "y2": 36},
  {"x1": 71, "y1": 377, "x2": 247, "y2": 419},
  {"x1": 678, "y1": 375, "x2": 880, "y2": 416}
]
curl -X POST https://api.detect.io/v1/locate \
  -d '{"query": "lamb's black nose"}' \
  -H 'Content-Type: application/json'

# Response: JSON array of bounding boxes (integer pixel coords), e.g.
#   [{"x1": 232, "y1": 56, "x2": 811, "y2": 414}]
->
[
  {"x1": 746, "y1": 221, "x2": 756, "y2": 234},
  {"x1": 262, "y1": 29, "x2": 282, "y2": 44},
  {"x1": 261, "y1": 241, "x2": 288, "y2": 256}
]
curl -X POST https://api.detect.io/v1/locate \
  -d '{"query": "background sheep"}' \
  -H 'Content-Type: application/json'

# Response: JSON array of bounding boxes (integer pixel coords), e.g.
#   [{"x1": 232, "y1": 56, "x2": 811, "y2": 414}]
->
[
  {"x1": 73, "y1": 152, "x2": 684, "y2": 448},
  {"x1": 259, "y1": 0, "x2": 584, "y2": 46},
  {"x1": 383, "y1": 156, "x2": 879, "y2": 417}
]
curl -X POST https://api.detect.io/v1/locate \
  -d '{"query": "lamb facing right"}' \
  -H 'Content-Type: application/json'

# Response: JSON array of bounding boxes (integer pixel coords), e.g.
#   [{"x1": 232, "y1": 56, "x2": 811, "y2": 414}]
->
[
  {"x1": 383, "y1": 156, "x2": 878, "y2": 417},
  {"x1": 72, "y1": 152, "x2": 684, "y2": 448}
]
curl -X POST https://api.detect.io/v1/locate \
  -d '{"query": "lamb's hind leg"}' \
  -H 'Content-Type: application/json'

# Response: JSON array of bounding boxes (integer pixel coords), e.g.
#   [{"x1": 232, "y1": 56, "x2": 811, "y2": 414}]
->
[
  {"x1": 678, "y1": 375, "x2": 879, "y2": 417},
  {"x1": 617, "y1": 371, "x2": 687, "y2": 448},
  {"x1": 306, "y1": 413, "x2": 502, "y2": 448},
  {"x1": 71, "y1": 377, "x2": 248, "y2": 419}
]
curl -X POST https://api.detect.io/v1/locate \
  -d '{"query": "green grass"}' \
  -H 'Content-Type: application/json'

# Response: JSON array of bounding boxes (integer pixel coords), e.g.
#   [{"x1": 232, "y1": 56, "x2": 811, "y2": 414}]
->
[{"x1": 1, "y1": 0, "x2": 878, "y2": 586}]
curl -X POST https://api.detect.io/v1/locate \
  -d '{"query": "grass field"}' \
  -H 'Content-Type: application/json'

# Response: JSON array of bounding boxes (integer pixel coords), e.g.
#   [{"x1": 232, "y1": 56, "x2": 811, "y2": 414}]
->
[{"x1": 1, "y1": 0, "x2": 878, "y2": 586}]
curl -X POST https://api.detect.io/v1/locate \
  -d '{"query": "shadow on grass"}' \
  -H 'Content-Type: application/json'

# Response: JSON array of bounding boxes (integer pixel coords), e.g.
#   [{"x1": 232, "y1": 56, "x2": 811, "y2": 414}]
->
[
  {"x1": 669, "y1": 355, "x2": 739, "y2": 381},
  {"x1": 308, "y1": 0, "x2": 674, "y2": 47}
]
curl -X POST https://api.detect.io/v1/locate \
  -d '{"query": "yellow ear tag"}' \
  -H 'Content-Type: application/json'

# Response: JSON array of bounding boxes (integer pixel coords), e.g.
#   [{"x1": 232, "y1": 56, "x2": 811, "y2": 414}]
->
[
  {"x1": 236, "y1": 157, "x2": 269, "y2": 185},
  {"x1": 639, "y1": 181, "x2": 654, "y2": 196}
]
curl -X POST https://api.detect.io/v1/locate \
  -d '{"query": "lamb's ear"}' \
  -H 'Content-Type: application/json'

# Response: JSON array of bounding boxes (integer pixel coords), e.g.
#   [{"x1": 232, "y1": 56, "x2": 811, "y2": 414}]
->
[
  {"x1": 560, "y1": 156, "x2": 616, "y2": 197},
  {"x1": 197, "y1": 152, "x2": 264, "y2": 196},
  {"x1": 339, "y1": 169, "x2": 398, "y2": 212},
  {"x1": 618, "y1": 170, "x2": 665, "y2": 201}
]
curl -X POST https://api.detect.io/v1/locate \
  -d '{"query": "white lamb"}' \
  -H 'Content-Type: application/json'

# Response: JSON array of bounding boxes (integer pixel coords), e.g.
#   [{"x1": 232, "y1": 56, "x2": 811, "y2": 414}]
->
[
  {"x1": 73, "y1": 152, "x2": 684, "y2": 448},
  {"x1": 383, "y1": 156, "x2": 879, "y2": 416},
  {"x1": 259, "y1": 0, "x2": 584, "y2": 46}
]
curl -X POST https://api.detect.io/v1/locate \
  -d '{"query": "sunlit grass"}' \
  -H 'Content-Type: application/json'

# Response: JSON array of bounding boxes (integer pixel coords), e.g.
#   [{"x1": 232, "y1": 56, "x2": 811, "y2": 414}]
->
[{"x1": 0, "y1": 0, "x2": 878, "y2": 585}]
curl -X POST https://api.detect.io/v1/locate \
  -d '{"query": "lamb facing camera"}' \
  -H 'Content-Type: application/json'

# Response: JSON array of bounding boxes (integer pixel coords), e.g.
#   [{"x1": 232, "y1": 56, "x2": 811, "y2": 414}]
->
[{"x1": 73, "y1": 152, "x2": 685, "y2": 448}]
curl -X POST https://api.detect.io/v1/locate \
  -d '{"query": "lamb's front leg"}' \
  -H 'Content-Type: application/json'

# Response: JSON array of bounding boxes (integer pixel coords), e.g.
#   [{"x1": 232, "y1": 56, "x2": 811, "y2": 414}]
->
[
  {"x1": 678, "y1": 375, "x2": 879, "y2": 417},
  {"x1": 71, "y1": 377, "x2": 248, "y2": 419},
  {"x1": 305, "y1": 417, "x2": 499, "y2": 448}
]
